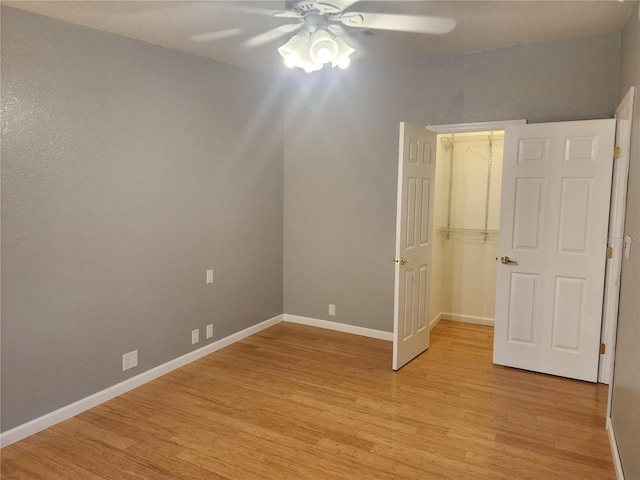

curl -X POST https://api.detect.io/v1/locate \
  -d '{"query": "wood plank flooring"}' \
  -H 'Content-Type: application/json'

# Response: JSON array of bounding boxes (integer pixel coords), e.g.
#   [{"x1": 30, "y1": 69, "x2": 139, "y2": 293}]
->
[{"x1": 0, "y1": 320, "x2": 615, "y2": 479}]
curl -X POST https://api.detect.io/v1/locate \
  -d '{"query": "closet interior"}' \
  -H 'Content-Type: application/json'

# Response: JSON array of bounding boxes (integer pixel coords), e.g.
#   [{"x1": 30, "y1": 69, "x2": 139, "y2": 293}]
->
[{"x1": 430, "y1": 131, "x2": 505, "y2": 328}]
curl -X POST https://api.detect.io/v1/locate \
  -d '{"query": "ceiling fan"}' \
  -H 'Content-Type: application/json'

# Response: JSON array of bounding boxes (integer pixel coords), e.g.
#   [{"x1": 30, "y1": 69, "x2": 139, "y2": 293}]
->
[{"x1": 194, "y1": 1, "x2": 456, "y2": 73}]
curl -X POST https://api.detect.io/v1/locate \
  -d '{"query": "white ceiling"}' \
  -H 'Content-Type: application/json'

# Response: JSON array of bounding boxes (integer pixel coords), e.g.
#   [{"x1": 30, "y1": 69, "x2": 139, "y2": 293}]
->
[{"x1": 5, "y1": 1, "x2": 636, "y2": 73}]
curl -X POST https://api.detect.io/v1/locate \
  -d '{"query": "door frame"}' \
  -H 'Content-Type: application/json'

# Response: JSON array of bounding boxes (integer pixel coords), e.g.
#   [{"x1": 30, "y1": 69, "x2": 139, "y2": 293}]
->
[
  {"x1": 603, "y1": 87, "x2": 635, "y2": 388},
  {"x1": 425, "y1": 119, "x2": 527, "y2": 134},
  {"x1": 423, "y1": 118, "x2": 527, "y2": 329}
]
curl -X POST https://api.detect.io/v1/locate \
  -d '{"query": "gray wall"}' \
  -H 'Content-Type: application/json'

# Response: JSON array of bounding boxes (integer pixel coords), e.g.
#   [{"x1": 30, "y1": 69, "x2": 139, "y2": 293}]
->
[
  {"x1": 612, "y1": 4, "x2": 640, "y2": 479},
  {"x1": 283, "y1": 33, "x2": 621, "y2": 332},
  {"x1": 1, "y1": 7, "x2": 284, "y2": 432},
  {"x1": 1, "y1": 3, "x2": 632, "y2": 440}
]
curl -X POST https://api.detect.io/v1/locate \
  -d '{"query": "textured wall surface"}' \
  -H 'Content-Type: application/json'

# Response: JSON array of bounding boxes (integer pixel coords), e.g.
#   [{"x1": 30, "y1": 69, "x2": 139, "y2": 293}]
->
[
  {"x1": 283, "y1": 33, "x2": 621, "y2": 332},
  {"x1": 611, "y1": 4, "x2": 640, "y2": 479},
  {"x1": 1, "y1": 3, "x2": 632, "y2": 438},
  {"x1": 1, "y1": 7, "x2": 284, "y2": 431}
]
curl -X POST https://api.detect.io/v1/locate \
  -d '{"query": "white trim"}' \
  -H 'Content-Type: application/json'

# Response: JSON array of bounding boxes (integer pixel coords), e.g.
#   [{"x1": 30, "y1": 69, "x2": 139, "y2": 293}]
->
[
  {"x1": 0, "y1": 314, "x2": 284, "y2": 448},
  {"x1": 425, "y1": 119, "x2": 527, "y2": 134},
  {"x1": 607, "y1": 417, "x2": 625, "y2": 479},
  {"x1": 439, "y1": 313, "x2": 495, "y2": 327},
  {"x1": 600, "y1": 87, "x2": 635, "y2": 385},
  {"x1": 284, "y1": 314, "x2": 393, "y2": 341},
  {"x1": 430, "y1": 313, "x2": 444, "y2": 330}
]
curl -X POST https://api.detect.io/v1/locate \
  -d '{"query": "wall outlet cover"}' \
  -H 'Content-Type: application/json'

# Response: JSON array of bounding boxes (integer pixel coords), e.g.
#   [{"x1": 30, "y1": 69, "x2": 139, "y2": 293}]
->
[
  {"x1": 192, "y1": 329, "x2": 200, "y2": 345},
  {"x1": 122, "y1": 350, "x2": 138, "y2": 371},
  {"x1": 206, "y1": 324, "x2": 214, "y2": 339}
]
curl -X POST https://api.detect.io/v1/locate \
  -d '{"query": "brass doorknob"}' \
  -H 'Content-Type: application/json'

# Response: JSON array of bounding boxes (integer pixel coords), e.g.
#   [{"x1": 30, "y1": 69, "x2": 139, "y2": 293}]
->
[
  {"x1": 394, "y1": 257, "x2": 409, "y2": 265},
  {"x1": 500, "y1": 256, "x2": 519, "y2": 265}
]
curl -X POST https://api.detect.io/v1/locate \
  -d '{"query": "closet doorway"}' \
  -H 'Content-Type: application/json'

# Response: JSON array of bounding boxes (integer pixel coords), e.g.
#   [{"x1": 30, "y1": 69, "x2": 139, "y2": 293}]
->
[
  {"x1": 392, "y1": 120, "x2": 525, "y2": 369},
  {"x1": 415, "y1": 117, "x2": 626, "y2": 384},
  {"x1": 427, "y1": 120, "x2": 525, "y2": 340},
  {"x1": 431, "y1": 130, "x2": 503, "y2": 328}
]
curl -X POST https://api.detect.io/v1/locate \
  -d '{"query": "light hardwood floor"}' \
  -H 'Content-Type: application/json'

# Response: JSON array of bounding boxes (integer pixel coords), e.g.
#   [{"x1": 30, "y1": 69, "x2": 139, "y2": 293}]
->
[{"x1": 0, "y1": 320, "x2": 615, "y2": 479}]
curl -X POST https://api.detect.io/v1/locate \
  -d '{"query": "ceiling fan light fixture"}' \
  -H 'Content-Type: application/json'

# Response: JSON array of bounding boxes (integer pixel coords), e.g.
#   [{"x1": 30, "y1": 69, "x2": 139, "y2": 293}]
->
[
  {"x1": 277, "y1": 33, "x2": 307, "y2": 68},
  {"x1": 269, "y1": 1, "x2": 457, "y2": 73},
  {"x1": 283, "y1": 53, "x2": 301, "y2": 68},
  {"x1": 277, "y1": 22, "x2": 356, "y2": 72},
  {"x1": 335, "y1": 55, "x2": 351, "y2": 69},
  {"x1": 303, "y1": 63, "x2": 323, "y2": 73},
  {"x1": 331, "y1": 35, "x2": 355, "y2": 69},
  {"x1": 309, "y1": 29, "x2": 339, "y2": 64}
]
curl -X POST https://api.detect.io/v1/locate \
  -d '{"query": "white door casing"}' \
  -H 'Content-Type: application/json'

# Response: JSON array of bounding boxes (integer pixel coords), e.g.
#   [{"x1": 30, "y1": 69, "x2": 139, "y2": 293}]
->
[
  {"x1": 601, "y1": 86, "x2": 635, "y2": 385},
  {"x1": 493, "y1": 119, "x2": 616, "y2": 382},
  {"x1": 393, "y1": 123, "x2": 437, "y2": 370}
]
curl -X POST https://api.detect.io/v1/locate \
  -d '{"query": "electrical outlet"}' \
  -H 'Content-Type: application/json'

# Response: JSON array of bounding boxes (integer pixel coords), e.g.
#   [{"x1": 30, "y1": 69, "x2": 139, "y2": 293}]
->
[
  {"x1": 192, "y1": 329, "x2": 200, "y2": 345},
  {"x1": 206, "y1": 324, "x2": 214, "y2": 339},
  {"x1": 206, "y1": 269, "x2": 214, "y2": 284},
  {"x1": 329, "y1": 304, "x2": 336, "y2": 316},
  {"x1": 122, "y1": 350, "x2": 138, "y2": 371}
]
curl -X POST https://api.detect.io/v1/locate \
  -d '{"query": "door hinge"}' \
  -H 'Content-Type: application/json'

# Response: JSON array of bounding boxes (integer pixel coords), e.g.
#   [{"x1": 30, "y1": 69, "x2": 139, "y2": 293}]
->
[
  {"x1": 606, "y1": 246, "x2": 613, "y2": 259},
  {"x1": 614, "y1": 146, "x2": 620, "y2": 160},
  {"x1": 600, "y1": 343, "x2": 606, "y2": 355}
]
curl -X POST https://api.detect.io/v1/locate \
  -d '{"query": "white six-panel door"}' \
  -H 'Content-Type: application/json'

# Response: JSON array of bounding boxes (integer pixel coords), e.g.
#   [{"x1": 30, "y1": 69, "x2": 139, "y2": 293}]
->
[
  {"x1": 493, "y1": 119, "x2": 616, "y2": 382},
  {"x1": 393, "y1": 123, "x2": 437, "y2": 370}
]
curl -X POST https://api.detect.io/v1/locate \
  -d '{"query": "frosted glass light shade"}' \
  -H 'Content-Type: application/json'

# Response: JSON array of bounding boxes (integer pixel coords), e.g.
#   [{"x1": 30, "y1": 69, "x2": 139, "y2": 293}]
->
[{"x1": 309, "y1": 30, "x2": 339, "y2": 64}]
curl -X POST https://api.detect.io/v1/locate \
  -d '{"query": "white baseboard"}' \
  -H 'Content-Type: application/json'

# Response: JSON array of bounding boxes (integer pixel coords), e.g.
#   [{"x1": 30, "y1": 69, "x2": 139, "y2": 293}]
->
[
  {"x1": 430, "y1": 313, "x2": 444, "y2": 330},
  {"x1": 439, "y1": 313, "x2": 495, "y2": 327},
  {"x1": 0, "y1": 314, "x2": 284, "y2": 448},
  {"x1": 284, "y1": 314, "x2": 393, "y2": 341},
  {"x1": 607, "y1": 417, "x2": 625, "y2": 480}
]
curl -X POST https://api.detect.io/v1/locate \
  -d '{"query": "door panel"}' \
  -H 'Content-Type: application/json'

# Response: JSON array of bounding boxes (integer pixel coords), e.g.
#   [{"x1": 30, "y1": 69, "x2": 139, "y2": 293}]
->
[
  {"x1": 494, "y1": 119, "x2": 616, "y2": 382},
  {"x1": 557, "y1": 178, "x2": 592, "y2": 252},
  {"x1": 507, "y1": 273, "x2": 537, "y2": 344},
  {"x1": 418, "y1": 265, "x2": 429, "y2": 331},
  {"x1": 393, "y1": 123, "x2": 437, "y2": 370},
  {"x1": 420, "y1": 180, "x2": 431, "y2": 245},
  {"x1": 551, "y1": 277, "x2": 585, "y2": 351},
  {"x1": 406, "y1": 178, "x2": 417, "y2": 248},
  {"x1": 403, "y1": 269, "x2": 414, "y2": 339},
  {"x1": 512, "y1": 178, "x2": 545, "y2": 249}
]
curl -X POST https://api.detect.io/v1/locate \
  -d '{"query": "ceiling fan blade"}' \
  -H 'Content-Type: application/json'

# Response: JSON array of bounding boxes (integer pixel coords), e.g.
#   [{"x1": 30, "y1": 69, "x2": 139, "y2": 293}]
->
[
  {"x1": 243, "y1": 23, "x2": 302, "y2": 48},
  {"x1": 210, "y1": 2, "x2": 288, "y2": 17},
  {"x1": 327, "y1": 0, "x2": 360, "y2": 11},
  {"x1": 273, "y1": 10, "x2": 303, "y2": 19},
  {"x1": 278, "y1": 23, "x2": 304, "y2": 33},
  {"x1": 190, "y1": 27, "x2": 242, "y2": 43},
  {"x1": 327, "y1": 24, "x2": 346, "y2": 35},
  {"x1": 339, "y1": 13, "x2": 456, "y2": 35}
]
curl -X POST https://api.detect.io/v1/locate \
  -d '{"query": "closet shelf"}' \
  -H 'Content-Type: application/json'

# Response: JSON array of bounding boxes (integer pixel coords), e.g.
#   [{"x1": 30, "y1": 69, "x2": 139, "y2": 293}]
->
[
  {"x1": 438, "y1": 227, "x2": 499, "y2": 239},
  {"x1": 440, "y1": 133, "x2": 505, "y2": 144}
]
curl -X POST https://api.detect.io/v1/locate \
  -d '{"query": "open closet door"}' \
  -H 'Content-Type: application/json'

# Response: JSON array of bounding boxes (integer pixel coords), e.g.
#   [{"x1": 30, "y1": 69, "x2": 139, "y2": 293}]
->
[
  {"x1": 393, "y1": 123, "x2": 437, "y2": 370},
  {"x1": 493, "y1": 119, "x2": 616, "y2": 382}
]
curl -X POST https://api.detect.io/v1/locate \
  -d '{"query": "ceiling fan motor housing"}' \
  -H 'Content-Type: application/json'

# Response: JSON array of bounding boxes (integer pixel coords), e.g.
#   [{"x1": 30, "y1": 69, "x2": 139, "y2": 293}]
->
[{"x1": 292, "y1": 1, "x2": 343, "y2": 15}]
